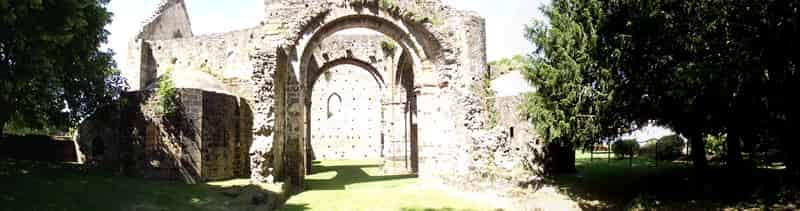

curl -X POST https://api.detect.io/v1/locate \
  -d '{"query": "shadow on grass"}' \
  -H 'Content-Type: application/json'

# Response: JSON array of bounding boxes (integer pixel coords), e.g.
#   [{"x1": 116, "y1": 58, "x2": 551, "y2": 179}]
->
[
  {"x1": 305, "y1": 163, "x2": 417, "y2": 190},
  {"x1": 0, "y1": 159, "x2": 284, "y2": 211},
  {"x1": 546, "y1": 155, "x2": 799, "y2": 210}
]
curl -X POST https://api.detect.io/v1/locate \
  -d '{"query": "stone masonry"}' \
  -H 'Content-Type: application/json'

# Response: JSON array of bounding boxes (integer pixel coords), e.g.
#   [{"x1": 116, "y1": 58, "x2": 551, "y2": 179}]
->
[
  {"x1": 76, "y1": 82, "x2": 253, "y2": 183},
  {"x1": 110, "y1": 0, "x2": 546, "y2": 194}
]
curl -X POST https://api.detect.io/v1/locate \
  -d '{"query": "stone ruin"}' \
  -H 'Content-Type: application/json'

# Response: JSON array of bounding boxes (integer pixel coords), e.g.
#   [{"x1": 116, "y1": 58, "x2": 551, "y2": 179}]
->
[{"x1": 77, "y1": 0, "x2": 546, "y2": 194}]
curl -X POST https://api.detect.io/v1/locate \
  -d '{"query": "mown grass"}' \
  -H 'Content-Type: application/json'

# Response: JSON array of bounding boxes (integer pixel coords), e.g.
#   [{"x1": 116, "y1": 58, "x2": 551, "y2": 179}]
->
[
  {"x1": 547, "y1": 151, "x2": 799, "y2": 210},
  {"x1": 0, "y1": 159, "x2": 272, "y2": 211},
  {"x1": 282, "y1": 160, "x2": 498, "y2": 211}
]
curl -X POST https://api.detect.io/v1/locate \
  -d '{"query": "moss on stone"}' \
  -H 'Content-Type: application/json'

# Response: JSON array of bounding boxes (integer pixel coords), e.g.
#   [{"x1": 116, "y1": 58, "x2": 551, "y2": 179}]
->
[{"x1": 380, "y1": 38, "x2": 397, "y2": 58}]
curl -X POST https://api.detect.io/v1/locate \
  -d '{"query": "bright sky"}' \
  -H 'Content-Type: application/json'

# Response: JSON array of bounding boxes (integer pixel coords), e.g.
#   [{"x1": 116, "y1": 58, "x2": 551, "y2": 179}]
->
[{"x1": 104, "y1": 0, "x2": 547, "y2": 69}]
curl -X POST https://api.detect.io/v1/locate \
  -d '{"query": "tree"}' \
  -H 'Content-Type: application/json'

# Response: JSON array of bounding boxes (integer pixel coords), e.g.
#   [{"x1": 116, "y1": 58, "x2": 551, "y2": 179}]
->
[
  {"x1": 0, "y1": 0, "x2": 122, "y2": 135},
  {"x1": 529, "y1": 0, "x2": 800, "y2": 173},
  {"x1": 488, "y1": 54, "x2": 532, "y2": 79},
  {"x1": 596, "y1": 0, "x2": 738, "y2": 169},
  {"x1": 599, "y1": 0, "x2": 800, "y2": 171},
  {"x1": 524, "y1": 0, "x2": 624, "y2": 173}
]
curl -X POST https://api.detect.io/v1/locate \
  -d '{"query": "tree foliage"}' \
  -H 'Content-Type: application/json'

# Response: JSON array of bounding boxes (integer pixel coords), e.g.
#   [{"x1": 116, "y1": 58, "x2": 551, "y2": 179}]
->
[
  {"x1": 527, "y1": 0, "x2": 800, "y2": 172},
  {"x1": 488, "y1": 54, "x2": 532, "y2": 80},
  {"x1": 612, "y1": 139, "x2": 639, "y2": 158},
  {"x1": 524, "y1": 0, "x2": 622, "y2": 151},
  {"x1": 640, "y1": 134, "x2": 684, "y2": 161},
  {"x1": 599, "y1": 0, "x2": 800, "y2": 170},
  {"x1": 0, "y1": 0, "x2": 122, "y2": 135}
]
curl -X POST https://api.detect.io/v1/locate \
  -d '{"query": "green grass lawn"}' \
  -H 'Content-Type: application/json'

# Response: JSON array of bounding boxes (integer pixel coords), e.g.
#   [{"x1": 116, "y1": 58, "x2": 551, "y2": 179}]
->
[
  {"x1": 282, "y1": 160, "x2": 498, "y2": 211},
  {"x1": 548, "y1": 151, "x2": 799, "y2": 210},
  {"x1": 0, "y1": 159, "x2": 279, "y2": 211}
]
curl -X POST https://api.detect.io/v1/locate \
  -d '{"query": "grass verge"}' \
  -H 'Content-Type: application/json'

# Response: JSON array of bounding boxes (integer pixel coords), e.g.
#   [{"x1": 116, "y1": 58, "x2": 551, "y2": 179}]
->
[
  {"x1": 0, "y1": 159, "x2": 282, "y2": 211},
  {"x1": 282, "y1": 160, "x2": 498, "y2": 211},
  {"x1": 546, "y1": 151, "x2": 799, "y2": 210}
]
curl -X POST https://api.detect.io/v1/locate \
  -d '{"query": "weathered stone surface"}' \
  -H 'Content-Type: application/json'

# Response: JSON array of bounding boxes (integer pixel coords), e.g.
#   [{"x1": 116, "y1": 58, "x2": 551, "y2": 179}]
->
[
  {"x1": 76, "y1": 86, "x2": 253, "y2": 183},
  {"x1": 250, "y1": 135, "x2": 274, "y2": 184},
  {"x1": 115, "y1": 0, "x2": 551, "y2": 198},
  {"x1": 464, "y1": 129, "x2": 542, "y2": 196}
]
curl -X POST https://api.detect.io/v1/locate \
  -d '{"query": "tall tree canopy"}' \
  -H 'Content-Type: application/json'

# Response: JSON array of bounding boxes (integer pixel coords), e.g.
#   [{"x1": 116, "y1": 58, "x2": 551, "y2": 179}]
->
[
  {"x1": 600, "y1": 0, "x2": 800, "y2": 170},
  {"x1": 524, "y1": 0, "x2": 621, "y2": 172},
  {"x1": 0, "y1": 0, "x2": 122, "y2": 135},
  {"x1": 527, "y1": 0, "x2": 799, "y2": 171}
]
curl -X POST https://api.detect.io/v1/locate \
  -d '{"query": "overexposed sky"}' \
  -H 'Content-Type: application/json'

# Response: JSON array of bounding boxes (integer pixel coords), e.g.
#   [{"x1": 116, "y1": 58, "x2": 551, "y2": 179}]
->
[{"x1": 104, "y1": 0, "x2": 546, "y2": 69}]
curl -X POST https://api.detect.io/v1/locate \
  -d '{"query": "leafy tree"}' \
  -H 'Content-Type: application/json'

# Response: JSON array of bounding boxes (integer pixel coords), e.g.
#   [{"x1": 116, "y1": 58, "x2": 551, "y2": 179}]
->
[
  {"x1": 488, "y1": 54, "x2": 532, "y2": 80},
  {"x1": 524, "y1": 0, "x2": 624, "y2": 173},
  {"x1": 528, "y1": 0, "x2": 800, "y2": 172},
  {"x1": 0, "y1": 0, "x2": 122, "y2": 135},
  {"x1": 600, "y1": 0, "x2": 799, "y2": 171}
]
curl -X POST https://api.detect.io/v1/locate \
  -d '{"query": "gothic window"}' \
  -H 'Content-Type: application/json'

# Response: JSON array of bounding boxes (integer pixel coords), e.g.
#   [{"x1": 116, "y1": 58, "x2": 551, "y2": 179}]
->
[{"x1": 327, "y1": 93, "x2": 342, "y2": 119}]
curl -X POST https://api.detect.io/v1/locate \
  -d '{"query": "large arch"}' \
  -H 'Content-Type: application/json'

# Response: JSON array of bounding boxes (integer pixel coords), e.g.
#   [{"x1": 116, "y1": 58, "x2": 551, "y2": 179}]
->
[
  {"x1": 124, "y1": 0, "x2": 490, "y2": 191},
  {"x1": 264, "y1": 1, "x2": 487, "y2": 190},
  {"x1": 287, "y1": 8, "x2": 437, "y2": 187},
  {"x1": 309, "y1": 58, "x2": 387, "y2": 90}
]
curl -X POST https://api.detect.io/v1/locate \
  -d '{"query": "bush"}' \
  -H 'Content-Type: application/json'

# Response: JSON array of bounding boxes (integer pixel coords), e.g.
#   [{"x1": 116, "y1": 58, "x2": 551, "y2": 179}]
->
[
  {"x1": 705, "y1": 134, "x2": 726, "y2": 157},
  {"x1": 612, "y1": 139, "x2": 640, "y2": 158},
  {"x1": 640, "y1": 135, "x2": 684, "y2": 161}
]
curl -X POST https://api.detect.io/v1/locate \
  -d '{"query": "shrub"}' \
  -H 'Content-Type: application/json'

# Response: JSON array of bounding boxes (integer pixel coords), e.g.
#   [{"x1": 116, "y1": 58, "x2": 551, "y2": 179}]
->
[
  {"x1": 157, "y1": 67, "x2": 179, "y2": 117},
  {"x1": 612, "y1": 139, "x2": 640, "y2": 158},
  {"x1": 705, "y1": 134, "x2": 726, "y2": 156},
  {"x1": 641, "y1": 135, "x2": 684, "y2": 161}
]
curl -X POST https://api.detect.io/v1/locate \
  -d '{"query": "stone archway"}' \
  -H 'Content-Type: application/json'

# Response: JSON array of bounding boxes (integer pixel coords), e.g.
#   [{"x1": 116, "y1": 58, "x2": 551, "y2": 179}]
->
[
  {"x1": 255, "y1": 0, "x2": 488, "y2": 190},
  {"x1": 297, "y1": 17, "x2": 432, "y2": 175},
  {"x1": 121, "y1": 0, "x2": 489, "y2": 190},
  {"x1": 303, "y1": 33, "x2": 416, "y2": 175}
]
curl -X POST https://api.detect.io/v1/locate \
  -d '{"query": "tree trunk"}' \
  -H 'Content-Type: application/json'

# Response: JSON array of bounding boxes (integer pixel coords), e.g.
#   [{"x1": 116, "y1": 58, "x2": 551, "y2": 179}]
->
[
  {"x1": 690, "y1": 133, "x2": 708, "y2": 169},
  {"x1": 0, "y1": 106, "x2": 9, "y2": 137},
  {"x1": 725, "y1": 130, "x2": 742, "y2": 169},
  {"x1": 544, "y1": 141, "x2": 576, "y2": 174}
]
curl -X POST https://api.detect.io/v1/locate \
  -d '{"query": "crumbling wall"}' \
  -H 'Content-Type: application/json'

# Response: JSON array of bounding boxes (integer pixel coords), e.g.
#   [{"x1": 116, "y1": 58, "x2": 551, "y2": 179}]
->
[
  {"x1": 146, "y1": 28, "x2": 272, "y2": 100},
  {"x1": 125, "y1": 0, "x2": 194, "y2": 90},
  {"x1": 136, "y1": 0, "x2": 193, "y2": 41},
  {"x1": 495, "y1": 96, "x2": 535, "y2": 147},
  {"x1": 255, "y1": 0, "x2": 491, "y2": 188},
  {"x1": 76, "y1": 89, "x2": 252, "y2": 183},
  {"x1": 120, "y1": 0, "x2": 548, "y2": 195}
]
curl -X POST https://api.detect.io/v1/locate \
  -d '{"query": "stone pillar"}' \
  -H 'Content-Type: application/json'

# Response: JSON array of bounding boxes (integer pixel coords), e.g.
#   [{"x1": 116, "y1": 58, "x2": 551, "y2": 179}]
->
[{"x1": 284, "y1": 56, "x2": 306, "y2": 190}]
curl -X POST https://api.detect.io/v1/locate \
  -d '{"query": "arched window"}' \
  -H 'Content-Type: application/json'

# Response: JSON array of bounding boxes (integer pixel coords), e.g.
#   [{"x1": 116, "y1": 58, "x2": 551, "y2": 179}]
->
[{"x1": 327, "y1": 93, "x2": 342, "y2": 119}]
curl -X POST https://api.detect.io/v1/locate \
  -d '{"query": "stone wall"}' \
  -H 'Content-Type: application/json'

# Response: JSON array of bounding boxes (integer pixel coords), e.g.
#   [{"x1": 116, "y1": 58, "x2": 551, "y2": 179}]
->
[
  {"x1": 495, "y1": 96, "x2": 535, "y2": 147},
  {"x1": 125, "y1": 0, "x2": 194, "y2": 90},
  {"x1": 136, "y1": 0, "x2": 193, "y2": 41},
  {"x1": 76, "y1": 89, "x2": 252, "y2": 183},
  {"x1": 310, "y1": 64, "x2": 383, "y2": 160},
  {"x1": 122, "y1": 0, "x2": 519, "y2": 192}
]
